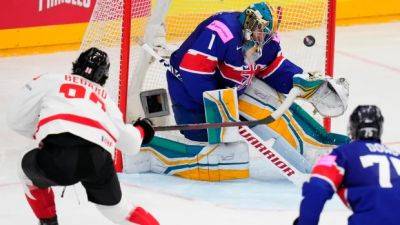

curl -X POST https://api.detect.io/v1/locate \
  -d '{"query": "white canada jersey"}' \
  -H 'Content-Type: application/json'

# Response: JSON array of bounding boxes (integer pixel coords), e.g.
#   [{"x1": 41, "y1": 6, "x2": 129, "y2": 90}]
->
[{"x1": 7, "y1": 73, "x2": 142, "y2": 155}]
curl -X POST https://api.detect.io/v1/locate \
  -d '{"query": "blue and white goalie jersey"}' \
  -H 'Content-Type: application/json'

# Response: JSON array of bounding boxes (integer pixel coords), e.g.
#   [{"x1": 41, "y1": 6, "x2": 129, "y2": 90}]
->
[{"x1": 168, "y1": 12, "x2": 303, "y2": 112}]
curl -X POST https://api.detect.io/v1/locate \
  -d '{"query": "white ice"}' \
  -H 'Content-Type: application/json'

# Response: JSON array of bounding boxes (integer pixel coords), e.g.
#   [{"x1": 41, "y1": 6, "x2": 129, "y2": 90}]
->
[{"x1": 1, "y1": 22, "x2": 400, "y2": 225}]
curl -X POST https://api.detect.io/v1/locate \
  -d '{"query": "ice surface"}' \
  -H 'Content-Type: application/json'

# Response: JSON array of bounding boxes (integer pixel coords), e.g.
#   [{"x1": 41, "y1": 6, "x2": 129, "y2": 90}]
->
[{"x1": 1, "y1": 22, "x2": 399, "y2": 225}]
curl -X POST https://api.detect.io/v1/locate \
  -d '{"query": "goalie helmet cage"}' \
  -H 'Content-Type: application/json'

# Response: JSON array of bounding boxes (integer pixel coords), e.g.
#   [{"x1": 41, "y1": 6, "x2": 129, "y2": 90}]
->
[{"x1": 80, "y1": 0, "x2": 336, "y2": 172}]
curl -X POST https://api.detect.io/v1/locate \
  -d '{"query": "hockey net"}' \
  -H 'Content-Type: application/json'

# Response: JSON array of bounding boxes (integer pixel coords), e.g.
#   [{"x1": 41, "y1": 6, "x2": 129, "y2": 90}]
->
[{"x1": 80, "y1": 0, "x2": 336, "y2": 172}]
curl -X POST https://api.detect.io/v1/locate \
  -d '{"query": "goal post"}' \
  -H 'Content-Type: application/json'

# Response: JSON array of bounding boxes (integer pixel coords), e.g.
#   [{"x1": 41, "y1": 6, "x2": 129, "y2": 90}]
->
[
  {"x1": 324, "y1": 0, "x2": 337, "y2": 132},
  {"x1": 80, "y1": 0, "x2": 337, "y2": 172}
]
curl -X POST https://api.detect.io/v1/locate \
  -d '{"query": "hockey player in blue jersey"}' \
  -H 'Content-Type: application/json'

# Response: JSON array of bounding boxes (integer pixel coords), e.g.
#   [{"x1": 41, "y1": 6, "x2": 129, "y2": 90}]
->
[
  {"x1": 125, "y1": 2, "x2": 350, "y2": 182},
  {"x1": 167, "y1": 1, "x2": 346, "y2": 142},
  {"x1": 167, "y1": 1, "x2": 306, "y2": 141},
  {"x1": 294, "y1": 105, "x2": 400, "y2": 225}
]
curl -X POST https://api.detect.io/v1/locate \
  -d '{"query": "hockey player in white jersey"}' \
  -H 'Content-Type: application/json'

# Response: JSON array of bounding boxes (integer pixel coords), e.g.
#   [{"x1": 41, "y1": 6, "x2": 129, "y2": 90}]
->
[{"x1": 7, "y1": 48, "x2": 159, "y2": 225}]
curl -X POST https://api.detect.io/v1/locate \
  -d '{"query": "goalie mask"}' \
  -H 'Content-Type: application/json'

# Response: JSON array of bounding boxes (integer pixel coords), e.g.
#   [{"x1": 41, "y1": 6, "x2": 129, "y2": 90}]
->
[
  {"x1": 72, "y1": 47, "x2": 110, "y2": 86},
  {"x1": 238, "y1": 2, "x2": 280, "y2": 65},
  {"x1": 308, "y1": 77, "x2": 349, "y2": 117}
]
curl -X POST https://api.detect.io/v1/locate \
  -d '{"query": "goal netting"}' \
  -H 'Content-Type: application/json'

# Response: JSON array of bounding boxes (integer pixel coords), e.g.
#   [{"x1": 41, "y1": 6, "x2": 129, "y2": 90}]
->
[{"x1": 80, "y1": 0, "x2": 336, "y2": 172}]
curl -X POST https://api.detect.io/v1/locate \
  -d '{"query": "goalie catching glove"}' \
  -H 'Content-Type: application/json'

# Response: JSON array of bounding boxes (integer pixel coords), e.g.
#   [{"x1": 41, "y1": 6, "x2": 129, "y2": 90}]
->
[
  {"x1": 293, "y1": 72, "x2": 326, "y2": 99},
  {"x1": 133, "y1": 118, "x2": 155, "y2": 144},
  {"x1": 293, "y1": 72, "x2": 349, "y2": 117}
]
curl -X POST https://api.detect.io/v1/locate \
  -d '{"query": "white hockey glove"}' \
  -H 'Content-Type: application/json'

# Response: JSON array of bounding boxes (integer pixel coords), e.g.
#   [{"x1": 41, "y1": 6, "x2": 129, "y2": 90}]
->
[
  {"x1": 293, "y1": 72, "x2": 349, "y2": 117},
  {"x1": 308, "y1": 76, "x2": 349, "y2": 117}
]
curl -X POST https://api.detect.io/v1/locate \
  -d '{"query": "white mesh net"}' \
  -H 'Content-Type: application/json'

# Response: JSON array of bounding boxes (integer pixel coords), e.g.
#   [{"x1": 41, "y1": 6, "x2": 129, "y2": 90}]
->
[
  {"x1": 80, "y1": 0, "x2": 334, "y2": 173},
  {"x1": 81, "y1": 0, "x2": 332, "y2": 119}
]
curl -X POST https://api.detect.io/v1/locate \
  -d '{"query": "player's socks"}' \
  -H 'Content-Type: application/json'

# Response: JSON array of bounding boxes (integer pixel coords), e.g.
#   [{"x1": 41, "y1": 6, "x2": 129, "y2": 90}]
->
[
  {"x1": 25, "y1": 186, "x2": 57, "y2": 220},
  {"x1": 126, "y1": 206, "x2": 159, "y2": 225},
  {"x1": 39, "y1": 216, "x2": 58, "y2": 225}
]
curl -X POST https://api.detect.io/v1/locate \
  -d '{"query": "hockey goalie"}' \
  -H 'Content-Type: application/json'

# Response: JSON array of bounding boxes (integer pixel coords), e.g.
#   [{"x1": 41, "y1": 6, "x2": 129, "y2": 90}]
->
[{"x1": 123, "y1": 1, "x2": 350, "y2": 184}]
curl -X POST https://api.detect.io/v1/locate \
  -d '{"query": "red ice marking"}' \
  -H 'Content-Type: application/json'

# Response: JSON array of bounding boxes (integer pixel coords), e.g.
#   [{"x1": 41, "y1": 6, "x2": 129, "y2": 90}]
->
[
  {"x1": 0, "y1": 182, "x2": 21, "y2": 188},
  {"x1": 337, "y1": 50, "x2": 400, "y2": 74},
  {"x1": 385, "y1": 141, "x2": 400, "y2": 145}
]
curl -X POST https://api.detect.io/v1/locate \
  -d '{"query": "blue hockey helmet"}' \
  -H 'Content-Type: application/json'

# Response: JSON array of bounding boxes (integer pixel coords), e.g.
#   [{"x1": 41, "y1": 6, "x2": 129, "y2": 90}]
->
[
  {"x1": 348, "y1": 105, "x2": 384, "y2": 140},
  {"x1": 238, "y1": 2, "x2": 279, "y2": 44}
]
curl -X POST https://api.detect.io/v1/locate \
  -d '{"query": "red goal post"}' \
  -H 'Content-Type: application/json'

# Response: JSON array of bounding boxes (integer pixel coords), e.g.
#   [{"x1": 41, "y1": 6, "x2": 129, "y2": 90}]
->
[{"x1": 80, "y1": 0, "x2": 337, "y2": 172}]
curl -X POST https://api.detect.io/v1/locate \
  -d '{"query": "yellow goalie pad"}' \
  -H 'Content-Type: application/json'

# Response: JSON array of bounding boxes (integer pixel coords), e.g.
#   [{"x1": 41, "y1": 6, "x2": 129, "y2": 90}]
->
[
  {"x1": 124, "y1": 137, "x2": 249, "y2": 181},
  {"x1": 238, "y1": 78, "x2": 349, "y2": 164},
  {"x1": 203, "y1": 88, "x2": 241, "y2": 144}
]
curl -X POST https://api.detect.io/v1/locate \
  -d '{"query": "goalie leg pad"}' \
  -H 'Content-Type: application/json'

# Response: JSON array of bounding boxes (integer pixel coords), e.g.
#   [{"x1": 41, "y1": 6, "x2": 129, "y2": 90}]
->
[
  {"x1": 123, "y1": 136, "x2": 249, "y2": 181},
  {"x1": 203, "y1": 88, "x2": 241, "y2": 144},
  {"x1": 240, "y1": 78, "x2": 349, "y2": 165},
  {"x1": 251, "y1": 124, "x2": 312, "y2": 173}
]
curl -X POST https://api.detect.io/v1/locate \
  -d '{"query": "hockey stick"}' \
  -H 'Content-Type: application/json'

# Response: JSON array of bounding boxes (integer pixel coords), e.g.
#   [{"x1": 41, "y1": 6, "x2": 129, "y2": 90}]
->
[
  {"x1": 239, "y1": 126, "x2": 310, "y2": 186},
  {"x1": 139, "y1": 41, "x2": 301, "y2": 132},
  {"x1": 139, "y1": 41, "x2": 310, "y2": 185},
  {"x1": 140, "y1": 40, "x2": 171, "y2": 72}
]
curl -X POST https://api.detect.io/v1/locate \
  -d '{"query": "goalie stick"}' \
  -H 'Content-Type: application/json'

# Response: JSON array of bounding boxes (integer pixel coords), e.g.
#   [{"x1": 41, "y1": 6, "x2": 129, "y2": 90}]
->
[
  {"x1": 139, "y1": 41, "x2": 302, "y2": 131},
  {"x1": 139, "y1": 41, "x2": 310, "y2": 185}
]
